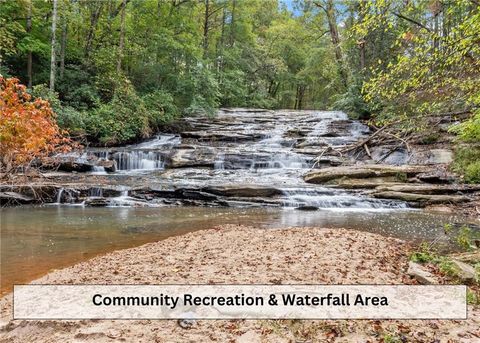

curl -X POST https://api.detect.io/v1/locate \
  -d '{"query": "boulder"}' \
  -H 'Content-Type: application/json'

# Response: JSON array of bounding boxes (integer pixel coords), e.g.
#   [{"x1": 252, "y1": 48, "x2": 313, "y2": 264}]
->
[
  {"x1": 372, "y1": 191, "x2": 471, "y2": 206},
  {"x1": 407, "y1": 261, "x2": 437, "y2": 284},
  {"x1": 304, "y1": 165, "x2": 430, "y2": 184},
  {"x1": 451, "y1": 260, "x2": 477, "y2": 284}
]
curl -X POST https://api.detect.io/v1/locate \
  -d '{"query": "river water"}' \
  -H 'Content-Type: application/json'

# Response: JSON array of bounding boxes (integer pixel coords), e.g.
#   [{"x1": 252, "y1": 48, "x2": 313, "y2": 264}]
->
[{"x1": 1, "y1": 109, "x2": 476, "y2": 294}]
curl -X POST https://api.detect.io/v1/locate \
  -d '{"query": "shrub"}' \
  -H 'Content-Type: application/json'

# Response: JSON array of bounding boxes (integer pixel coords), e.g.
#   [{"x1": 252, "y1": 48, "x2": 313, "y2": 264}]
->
[
  {"x1": 452, "y1": 147, "x2": 480, "y2": 184},
  {"x1": 31, "y1": 84, "x2": 86, "y2": 135},
  {"x1": 142, "y1": 90, "x2": 179, "y2": 129},
  {"x1": 85, "y1": 79, "x2": 150, "y2": 145},
  {"x1": 0, "y1": 77, "x2": 72, "y2": 174},
  {"x1": 465, "y1": 162, "x2": 480, "y2": 184}
]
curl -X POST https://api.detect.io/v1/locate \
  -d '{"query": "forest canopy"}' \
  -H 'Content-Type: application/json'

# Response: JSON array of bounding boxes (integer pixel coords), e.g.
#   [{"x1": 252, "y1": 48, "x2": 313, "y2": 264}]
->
[{"x1": 0, "y1": 0, "x2": 479, "y2": 167}]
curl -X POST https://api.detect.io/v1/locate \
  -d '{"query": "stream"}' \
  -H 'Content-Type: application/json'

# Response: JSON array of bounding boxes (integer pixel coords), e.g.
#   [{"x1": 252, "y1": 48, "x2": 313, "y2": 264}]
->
[{"x1": 1, "y1": 109, "x2": 477, "y2": 294}]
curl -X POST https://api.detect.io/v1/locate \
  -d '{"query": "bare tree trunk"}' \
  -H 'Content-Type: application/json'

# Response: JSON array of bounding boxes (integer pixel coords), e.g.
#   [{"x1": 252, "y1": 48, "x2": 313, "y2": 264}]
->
[
  {"x1": 26, "y1": 1, "x2": 32, "y2": 88},
  {"x1": 50, "y1": 0, "x2": 58, "y2": 91},
  {"x1": 117, "y1": 0, "x2": 127, "y2": 74}
]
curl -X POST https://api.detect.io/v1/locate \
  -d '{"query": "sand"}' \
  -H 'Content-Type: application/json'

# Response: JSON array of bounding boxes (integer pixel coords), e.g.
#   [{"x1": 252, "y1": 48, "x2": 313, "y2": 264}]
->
[{"x1": 1, "y1": 225, "x2": 479, "y2": 342}]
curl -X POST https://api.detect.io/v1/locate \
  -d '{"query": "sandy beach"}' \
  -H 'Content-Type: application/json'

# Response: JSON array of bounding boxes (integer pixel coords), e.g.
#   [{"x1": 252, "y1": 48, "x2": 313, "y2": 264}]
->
[{"x1": 1, "y1": 225, "x2": 479, "y2": 342}]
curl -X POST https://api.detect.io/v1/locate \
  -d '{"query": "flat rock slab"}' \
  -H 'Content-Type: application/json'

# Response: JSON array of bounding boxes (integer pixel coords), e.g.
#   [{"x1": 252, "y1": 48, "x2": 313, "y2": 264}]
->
[
  {"x1": 374, "y1": 184, "x2": 480, "y2": 195},
  {"x1": 372, "y1": 191, "x2": 471, "y2": 206},
  {"x1": 203, "y1": 185, "x2": 284, "y2": 198},
  {"x1": 0, "y1": 192, "x2": 35, "y2": 205},
  {"x1": 304, "y1": 165, "x2": 430, "y2": 184}
]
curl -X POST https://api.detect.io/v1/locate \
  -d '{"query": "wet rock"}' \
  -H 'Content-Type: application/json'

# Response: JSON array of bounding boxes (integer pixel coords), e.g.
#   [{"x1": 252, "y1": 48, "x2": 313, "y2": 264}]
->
[
  {"x1": 304, "y1": 165, "x2": 430, "y2": 184},
  {"x1": 0, "y1": 191, "x2": 36, "y2": 205},
  {"x1": 374, "y1": 184, "x2": 480, "y2": 195},
  {"x1": 203, "y1": 185, "x2": 283, "y2": 198},
  {"x1": 451, "y1": 260, "x2": 477, "y2": 284},
  {"x1": 295, "y1": 205, "x2": 319, "y2": 211},
  {"x1": 332, "y1": 177, "x2": 401, "y2": 189},
  {"x1": 168, "y1": 148, "x2": 215, "y2": 168},
  {"x1": 56, "y1": 160, "x2": 94, "y2": 172},
  {"x1": 96, "y1": 159, "x2": 117, "y2": 173},
  {"x1": 372, "y1": 191, "x2": 471, "y2": 206},
  {"x1": 84, "y1": 197, "x2": 110, "y2": 207},
  {"x1": 180, "y1": 131, "x2": 265, "y2": 142},
  {"x1": 407, "y1": 261, "x2": 437, "y2": 284}
]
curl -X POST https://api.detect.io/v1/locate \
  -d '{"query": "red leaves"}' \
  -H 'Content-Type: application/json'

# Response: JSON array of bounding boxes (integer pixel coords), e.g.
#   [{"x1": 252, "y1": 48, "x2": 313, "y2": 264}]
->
[{"x1": 0, "y1": 76, "x2": 73, "y2": 174}]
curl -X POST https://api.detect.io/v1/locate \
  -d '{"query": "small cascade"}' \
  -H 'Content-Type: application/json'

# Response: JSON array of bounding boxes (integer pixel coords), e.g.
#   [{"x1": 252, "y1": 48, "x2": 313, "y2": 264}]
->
[
  {"x1": 91, "y1": 166, "x2": 106, "y2": 174},
  {"x1": 55, "y1": 188, "x2": 76, "y2": 204},
  {"x1": 112, "y1": 151, "x2": 164, "y2": 171},
  {"x1": 214, "y1": 153, "x2": 225, "y2": 170},
  {"x1": 89, "y1": 187, "x2": 103, "y2": 197},
  {"x1": 280, "y1": 188, "x2": 407, "y2": 209},
  {"x1": 56, "y1": 188, "x2": 64, "y2": 204}
]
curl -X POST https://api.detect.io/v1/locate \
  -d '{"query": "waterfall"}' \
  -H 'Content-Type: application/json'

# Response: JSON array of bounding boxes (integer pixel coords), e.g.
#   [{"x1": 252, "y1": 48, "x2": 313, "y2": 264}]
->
[
  {"x1": 56, "y1": 188, "x2": 64, "y2": 204},
  {"x1": 89, "y1": 187, "x2": 103, "y2": 197},
  {"x1": 112, "y1": 151, "x2": 165, "y2": 171}
]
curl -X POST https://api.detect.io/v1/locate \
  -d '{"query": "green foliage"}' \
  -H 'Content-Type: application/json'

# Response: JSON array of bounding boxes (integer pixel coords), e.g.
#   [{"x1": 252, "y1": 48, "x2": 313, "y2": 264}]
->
[
  {"x1": 452, "y1": 147, "x2": 480, "y2": 184},
  {"x1": 85, "y1": 80, "x2": 150, "y2": 145},
  {"x1": 409, "y1": 243, "x2": 437, "y2": 263},
  {"x1": 30, "y1": 84, "x2": 86, "y2": 135},
  {"x1": 143, "y1": 90, "x2": 179, "y2": 129}
]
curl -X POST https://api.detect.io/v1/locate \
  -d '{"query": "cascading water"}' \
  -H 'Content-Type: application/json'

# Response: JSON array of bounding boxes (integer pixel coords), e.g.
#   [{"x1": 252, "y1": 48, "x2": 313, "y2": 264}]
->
[
  {"x1": 56, "y1": 109, "x2": 411, "y2": 210},
  {"x1": 112, "y1": 151, "x2": 164, "y2": 171},
  {"x1": 89, "y1": 134, "x2": 180, "y2": 172}
]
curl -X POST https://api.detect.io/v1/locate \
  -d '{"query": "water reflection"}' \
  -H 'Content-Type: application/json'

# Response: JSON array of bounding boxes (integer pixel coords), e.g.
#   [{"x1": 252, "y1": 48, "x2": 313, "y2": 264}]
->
[{"x1": 0, "y1": 206, "x2": 476, "y2": 295}]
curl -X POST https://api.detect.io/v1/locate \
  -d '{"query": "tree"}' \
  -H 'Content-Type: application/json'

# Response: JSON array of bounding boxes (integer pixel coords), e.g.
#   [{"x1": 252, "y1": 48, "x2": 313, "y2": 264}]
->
[{"x1": 0, "y1": 77, "x2": 72, "y2": 175}]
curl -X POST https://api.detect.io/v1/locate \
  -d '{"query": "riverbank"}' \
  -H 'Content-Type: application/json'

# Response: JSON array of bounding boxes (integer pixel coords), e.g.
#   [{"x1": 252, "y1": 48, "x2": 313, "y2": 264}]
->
[{"x1": 1, "y1": 225, "x2": 479, "y2": 342}]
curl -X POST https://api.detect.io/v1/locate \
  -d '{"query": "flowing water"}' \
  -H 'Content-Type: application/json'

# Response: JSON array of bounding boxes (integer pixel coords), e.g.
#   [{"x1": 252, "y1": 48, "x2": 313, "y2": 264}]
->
[{"x1": 1, "y1": 109, "x2": 477, "y2": 295}]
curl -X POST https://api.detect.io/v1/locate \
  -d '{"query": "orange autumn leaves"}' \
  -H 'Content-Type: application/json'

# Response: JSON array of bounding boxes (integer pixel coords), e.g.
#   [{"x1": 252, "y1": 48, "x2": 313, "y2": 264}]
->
[{"x1": 0, "y1": 76, "x2": 72, "y2": 174}]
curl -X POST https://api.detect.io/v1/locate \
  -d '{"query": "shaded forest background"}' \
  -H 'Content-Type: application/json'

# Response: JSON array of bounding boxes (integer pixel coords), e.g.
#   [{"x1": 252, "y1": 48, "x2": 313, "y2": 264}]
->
[{"x1": 0, "y1": 0, "x2": 479, "y2": 180}]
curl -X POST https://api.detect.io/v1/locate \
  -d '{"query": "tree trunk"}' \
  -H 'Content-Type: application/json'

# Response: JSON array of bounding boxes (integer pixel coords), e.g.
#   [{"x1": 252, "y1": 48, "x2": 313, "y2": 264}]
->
[
  {"x1": 230, "y1": 0, "x2": 236, "y2": 45},
  {"x1": 319, "y1": 0, "x2": 347, "y2": 88},
  {"x1": 84, "y1": 2, "x2": 103, "y2": 58},
  {"x1": 117, "y1": 0, "x2": 127, "y2": 74},
  {"x1": 50, "y1": 0, "x2": 58, "y2": 91},
  {"x1": 358, "y1": 0, "x2": 366, "y2": 72},
  {"x1": 26, "y1": 1, "x2": 32, "y2": 88},
  {"x1": 203, "y1": 0, "x2": 209, "y2": 58},
  {"x1": 60, "y1": 16, "x2": 67, "y2": 79}
]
